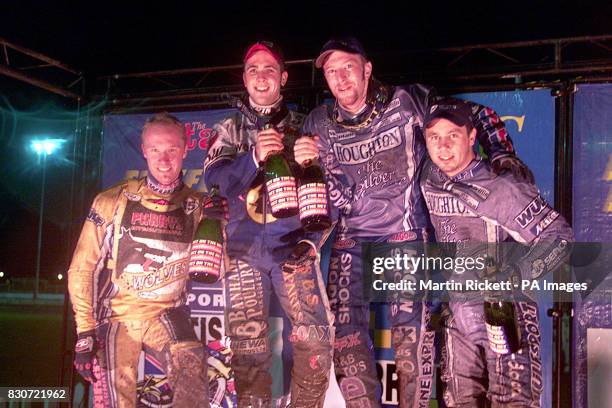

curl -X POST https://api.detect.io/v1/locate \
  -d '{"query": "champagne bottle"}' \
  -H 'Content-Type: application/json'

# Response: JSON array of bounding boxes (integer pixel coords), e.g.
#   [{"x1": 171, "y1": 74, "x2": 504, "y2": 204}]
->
[
  {"x1": 298, "y1": 155, "x2": 331, "y2": 231},
  {"x1": 188, "y1": 185, "x2": 224, "y2": 284},
  {"x1": 483, "y1": 293, "x2": 521, "y2": 354},
  {"x1": 262, "y1": 124, "x2": 299, "y2": 218}
]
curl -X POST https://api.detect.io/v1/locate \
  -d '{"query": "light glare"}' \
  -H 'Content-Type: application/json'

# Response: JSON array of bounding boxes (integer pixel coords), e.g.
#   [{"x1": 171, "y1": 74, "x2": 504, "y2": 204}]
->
[{"x1": 30, "y1": 138, "x2": 65, "y2": 155}]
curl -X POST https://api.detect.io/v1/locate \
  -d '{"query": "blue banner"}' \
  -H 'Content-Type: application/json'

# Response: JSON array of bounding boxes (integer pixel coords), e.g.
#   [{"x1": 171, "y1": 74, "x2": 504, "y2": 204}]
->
[
  {"x1": 457, "y1": 90, "x2": 556, "y2": 408},
  {"x1": 572, "y1": 83, "x2": 612, "y2": 408},
  {"x1": 572, "y1": 84, "x2": 612, "y2": 242},
  {"x1": 457, "y1": 90, "x2": 556, "y2": 203},
  {"x1": 102, "y1": 110, "x2": 234, "y2": 190}
]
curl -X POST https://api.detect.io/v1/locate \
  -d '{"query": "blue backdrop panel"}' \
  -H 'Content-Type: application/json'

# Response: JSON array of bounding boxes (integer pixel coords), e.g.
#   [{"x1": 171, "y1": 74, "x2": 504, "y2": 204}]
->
[
  {"x1": 571, "y1": 83, "x2": 612, "y2": 408},
  {"x1": 572, "y1": 84, "x2": 612, "y2": 241},
  {"x1": 102, "y1": 110, "x2": 234, "y2": 189},
  {"x1": 459, "y1": 90, "x2": 555, "y2": 408},
  {"x1": 457, "y1": 90, "x2": 556, "y2": 203}
]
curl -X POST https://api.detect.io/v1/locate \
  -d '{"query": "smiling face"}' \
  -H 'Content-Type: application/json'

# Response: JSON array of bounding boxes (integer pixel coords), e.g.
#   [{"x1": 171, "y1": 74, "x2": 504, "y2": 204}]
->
[
  {"x1": 141, "y1": 122, "x2": 187, "y2": 186},
  {"x1": 243, "y1": 50, "x2": 288, "y2": 106},
  {"x1": 322, "y1": 50, "x2": 372, "y2": 114},
  {"x1": 425, "y1": 118, "x2": 476, "y2": 177}
]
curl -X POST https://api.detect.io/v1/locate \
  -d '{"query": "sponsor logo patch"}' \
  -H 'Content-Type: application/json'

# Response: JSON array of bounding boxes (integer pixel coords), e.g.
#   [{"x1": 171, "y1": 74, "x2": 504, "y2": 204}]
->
[
  {"x1": 372, "y1": 112, "x2": 402, "y2": 133},
  {"x1": 385, "y1": 98, "x2": 401, "y2": 112},
  {"x1": 515, "y1": 196, "x2": 547, "y2": 228},
  {"x1": 388, "y1": 231, "x2": 418, "y2": 242},
  {"x1": 183, "y1": 196, "x2": 199, "y2": 215},
  {"x1": 329, "y1": 129, "x2": 355, "y2": 141},
  {"x1": 86, "y1": 208, "x2": 105, "y2": 226},
  {"x1": 424, "y1": 192, "x2": 476, "y2": 217},
  {"x1": 333, "y1": 238, "x2": 356, "y2": 249},
  {"x1": 124, "y1": 191, "x2": 141, "y2": 202},
  {"x1": 530, "y1": 210, "x2": 559, "y2": 237},
  {"x1": 333, "y1": 126, "x2": 402, "y2": 165}
]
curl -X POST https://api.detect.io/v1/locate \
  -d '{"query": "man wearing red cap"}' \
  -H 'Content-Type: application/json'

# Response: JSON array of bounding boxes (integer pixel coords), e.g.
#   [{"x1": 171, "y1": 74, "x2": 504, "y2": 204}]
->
[
  {"x1": 294, "y1": 37, "x2": 533, "y2": 408},
  {"x1": 203, "y1": 41, "x2": 334, "y2": 408}
]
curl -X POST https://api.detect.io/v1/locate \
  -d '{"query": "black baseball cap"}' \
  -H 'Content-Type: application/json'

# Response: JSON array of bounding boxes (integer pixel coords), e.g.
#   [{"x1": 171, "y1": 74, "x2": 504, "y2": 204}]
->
[
  {"x1": 315, "y1": 36, "x2": 368, "y2": 68},
  {"x1": 424, "y1": 98, "x2": 474, "y2": 129}
]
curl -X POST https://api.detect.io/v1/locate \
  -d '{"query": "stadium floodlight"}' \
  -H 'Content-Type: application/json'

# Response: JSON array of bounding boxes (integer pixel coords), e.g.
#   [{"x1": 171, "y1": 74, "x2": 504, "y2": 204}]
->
[
  {"x1": 30, "y1": 138, "x2": 65, "y2": 301},
  {"x1": 31, "y1": 139, "x2": 64, "y2": 156}
]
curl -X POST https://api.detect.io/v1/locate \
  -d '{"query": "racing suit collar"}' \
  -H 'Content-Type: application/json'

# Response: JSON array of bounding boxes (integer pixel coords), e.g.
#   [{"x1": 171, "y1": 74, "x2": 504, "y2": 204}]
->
[
  {"x1": 249, "y1": 95, "x2": 284, "y2": 116},
  {"x1": 235, "y1": 94, "x2": 289, "y2": 130},
  {"x1": 146, "y1": 174, "x2": 184, "y2": 195},
  {"x1": 451, "y1": 157, "x2": 484, "y2": 181},
  {"x1": 336, "y1": 103, "x2": 369, "y2": 122},
  {"x1": 331, "y1": 78, "x2": 391, "y2": 131}
]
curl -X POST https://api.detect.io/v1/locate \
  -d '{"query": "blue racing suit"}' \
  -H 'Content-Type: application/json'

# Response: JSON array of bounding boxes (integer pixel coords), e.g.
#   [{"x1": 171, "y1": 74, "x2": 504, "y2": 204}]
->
[{"x1": 203, "y1": 99, "x2": 334, "y2": 408}]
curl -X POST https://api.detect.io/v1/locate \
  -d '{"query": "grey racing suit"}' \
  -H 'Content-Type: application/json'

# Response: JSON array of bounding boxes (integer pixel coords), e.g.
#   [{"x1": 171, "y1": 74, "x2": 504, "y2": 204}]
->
[
  {"x1": 203, "y1": 99, "x2": 334, "y2": 408},
  {"x1": 303, "y1": 82, "x2": 517, "y2": 408},
  {"x1": 420, "y1": 157, "x2": 573, "y2": 407}
]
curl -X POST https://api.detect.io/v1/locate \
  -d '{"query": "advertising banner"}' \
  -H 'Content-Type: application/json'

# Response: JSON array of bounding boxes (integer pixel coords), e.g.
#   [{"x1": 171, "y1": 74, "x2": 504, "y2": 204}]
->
[
  {"x1": 571, "y1": 83, "x2": 612, "y2": 408},
  {"x1": 103, "y1": 88, "x2": 557, "y2": 406}
]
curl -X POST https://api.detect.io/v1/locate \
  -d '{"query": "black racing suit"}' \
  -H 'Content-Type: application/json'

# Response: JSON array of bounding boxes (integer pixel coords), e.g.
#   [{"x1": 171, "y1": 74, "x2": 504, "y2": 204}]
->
[
  {"x1": 203, "y1": 99, "x2": 334, "y2": 408},
  {"x1": 303, "y1": 83, "x2": 518, "y2": 408},
  {"x1": 420, "y1": 157, "x2": 573, "y2": 407},
  {"x1": 67, "y1": 177, "x2": 208, "y2": 408}
]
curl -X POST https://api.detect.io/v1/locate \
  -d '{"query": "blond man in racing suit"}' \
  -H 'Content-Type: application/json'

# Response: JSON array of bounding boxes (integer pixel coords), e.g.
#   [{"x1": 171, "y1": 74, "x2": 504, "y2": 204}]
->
[{"x1": 68, "y1": 113, "x2": 213, "y2": 407}]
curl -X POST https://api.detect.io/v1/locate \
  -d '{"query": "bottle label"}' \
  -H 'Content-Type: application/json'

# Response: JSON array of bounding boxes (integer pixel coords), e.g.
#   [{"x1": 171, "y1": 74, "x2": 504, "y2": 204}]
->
[
  {"x1": 266, "y1": 176, "x2": 298, "y2": 212},
  {"x1": 298, "y1": 182, "x2": 328, "y2": 219},
  {"x1": 189, "y1": 239, "x2": 223, "y2": 277},
  {"x1": 485, "y1": 323, "x2": 511, "y2": 354}
]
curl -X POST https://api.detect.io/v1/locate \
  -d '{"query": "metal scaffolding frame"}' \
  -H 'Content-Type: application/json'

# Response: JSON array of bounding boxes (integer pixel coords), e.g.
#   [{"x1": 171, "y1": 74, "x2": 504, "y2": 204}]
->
[
  {"x1": 2, "y1": 34, "x2": 611, "y2": 408},
  {"x1": 0, "y1": 37, "x2": 84, "y2": 100},
  {"x1": 95, "y1": 35, "x2": 612, "y2": 112}
]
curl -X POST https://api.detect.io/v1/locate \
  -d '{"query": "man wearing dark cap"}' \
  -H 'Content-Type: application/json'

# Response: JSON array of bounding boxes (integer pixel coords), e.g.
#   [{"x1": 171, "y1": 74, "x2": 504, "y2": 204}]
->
[
  {"x1": 203, "y1": 41, "x2": 334, "y2": 408},
  {"x1": 420, "y1": 98, "x2": 572, "y2": 407},
  {"x1": 294, "y1": 37, "x2": 533, "y2": 407}
]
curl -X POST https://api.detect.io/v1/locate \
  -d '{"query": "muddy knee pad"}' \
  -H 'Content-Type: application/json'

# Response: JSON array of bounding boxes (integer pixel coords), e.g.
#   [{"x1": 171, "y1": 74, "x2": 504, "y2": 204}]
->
[
  {"x1": 157, "y1": 307, "x2": 208, "y2": 407},
  {"x1": 290, "y1": 336, "x2": 333, "y2": 407}
]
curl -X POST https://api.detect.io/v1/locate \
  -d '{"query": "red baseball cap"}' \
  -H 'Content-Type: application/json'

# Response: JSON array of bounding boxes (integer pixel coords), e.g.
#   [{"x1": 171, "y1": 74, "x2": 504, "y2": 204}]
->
[{"x1": 243, "y1": 41, "x2": 285, "y2": 69}]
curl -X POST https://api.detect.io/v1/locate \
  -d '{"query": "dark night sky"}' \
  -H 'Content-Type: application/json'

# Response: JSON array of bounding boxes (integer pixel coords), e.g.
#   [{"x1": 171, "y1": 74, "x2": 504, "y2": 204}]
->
[
  {"x1": 0, "y1": 1, "x2": 611, "y2": 280},
  {"x1": 2, "y1": 1, "x2": 611, "y2": 76}
]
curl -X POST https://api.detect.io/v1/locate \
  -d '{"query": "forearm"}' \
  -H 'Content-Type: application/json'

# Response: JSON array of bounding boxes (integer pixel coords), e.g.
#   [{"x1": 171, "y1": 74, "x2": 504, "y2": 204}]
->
[
  {"x1": 204, "y1": 152, "x2": 259, "y2": 199},
  {"x1": 471, "y1": 103, "x2": 516, "y2": 160}
]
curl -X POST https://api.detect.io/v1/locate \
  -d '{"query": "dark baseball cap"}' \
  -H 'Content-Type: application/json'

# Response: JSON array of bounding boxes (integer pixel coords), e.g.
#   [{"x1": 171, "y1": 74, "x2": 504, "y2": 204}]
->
[
  {"x1": 243, "y1": 41, "x2": 285, "y2": 69},
  {"x1": 315, "y1": 36, "x2": 368, "y2": 68},
  {"x1": 424, "y1": 98, "x2": 474, "y2": 129}
]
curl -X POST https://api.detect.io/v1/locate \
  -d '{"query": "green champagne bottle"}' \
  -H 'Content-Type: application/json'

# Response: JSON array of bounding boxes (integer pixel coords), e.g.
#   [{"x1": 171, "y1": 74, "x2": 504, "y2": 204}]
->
[
  {"x1": 188, "y1": 185, "x2": 224, "y2": 284},
  {"x1": 484, "y1": 294, "x2": 521, "y2": 354},
  {"x1": 263, "y1": 124, "x2": 299, "y2": 218},
  {"x1": 298, "y1": 157, "x2": 331, "y2": 231}
]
